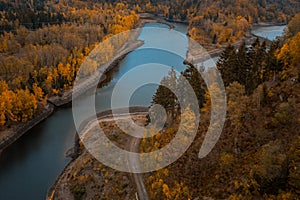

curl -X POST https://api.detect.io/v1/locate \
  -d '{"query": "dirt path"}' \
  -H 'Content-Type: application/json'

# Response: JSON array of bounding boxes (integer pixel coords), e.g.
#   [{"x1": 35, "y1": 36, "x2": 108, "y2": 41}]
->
[
  {"x1": 127, "y1": 136, "x2": 149, "y2": 200},
  {"x1": 47, "y1": 109, "x2": 149, "y2": 200}
]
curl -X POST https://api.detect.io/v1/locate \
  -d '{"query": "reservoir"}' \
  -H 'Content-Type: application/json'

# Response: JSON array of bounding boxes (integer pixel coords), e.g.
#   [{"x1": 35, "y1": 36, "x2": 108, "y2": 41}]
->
[
  {"x1": 0, "y1": 23, "x2": 188, "y2": 200},
  {"x1": 0, "y1": 23, "x2": 285, "y2": 200}
]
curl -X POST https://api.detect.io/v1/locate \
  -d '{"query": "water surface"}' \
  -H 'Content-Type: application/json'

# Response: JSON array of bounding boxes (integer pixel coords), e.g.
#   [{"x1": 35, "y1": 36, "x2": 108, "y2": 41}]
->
[
  {"x1": 0, "y1": 23, "x2": 188, "y2": 200},
  {"x1": 251, "y1": 25, "x2": 286, "y2": 41},
  {"x1": 0, "y1": 23, "x2": 285, "y2": 200}
]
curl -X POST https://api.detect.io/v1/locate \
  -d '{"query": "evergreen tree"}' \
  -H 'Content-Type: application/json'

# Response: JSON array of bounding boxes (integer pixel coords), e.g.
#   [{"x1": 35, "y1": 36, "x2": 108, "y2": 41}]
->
[
  {"x1": 152, "y1": 68, "x2": 178, "y2": 125},
  {"x1": 216, "y1": 44, "x2": 237, "y2": 87},
  {"x1": 249, "y1": 38, "x2": 267, "y2": 91},
  {"x1": 236, "y1": 41, "x2": 252, "y2": 92},
  {"x1": 181, "y1": 65, "x2": 206, "y2": 109},
  {"x1": 266, "y1": 40, "x2": 282, "y2": 81}
]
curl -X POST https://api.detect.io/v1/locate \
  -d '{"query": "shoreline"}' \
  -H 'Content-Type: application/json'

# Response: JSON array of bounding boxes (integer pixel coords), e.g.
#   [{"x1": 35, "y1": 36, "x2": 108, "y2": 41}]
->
[
  {"x1": 0, "y1": 13, "x2": 284, "y2": 154},
  {"x1": 250, "y1": 24, "x2": 286, "y2": 43},
  {"x1": 0, "y1": 16, "x2": 150, "y2": 153},
  {"x1": 47, "y1": 13, "x2": 175, "y2": 108},
  {"x1": 46, "y1": 15, "x2": 174, "y2": 199},
  {"x1": 48, "y1": 12, "x2": 178, "y2": 107},
  {"x1": 0, "y1": 103, "x2": 54, "y2": 153},
  {"x1": 47, "y1": 16, "x2": 287, "y2": 199},
  {"x1": 46, "y1": 106, "x2": 149, "y2": 200},
  {"x1": 252, "y1": 22, "x2": 287, "y2": 27},
  {"x1": 0, "y1": 10, "x2": 287, "y2": 197},
  {"x1": 185, "y1": 23, "x2": 283, "y2": 65}
]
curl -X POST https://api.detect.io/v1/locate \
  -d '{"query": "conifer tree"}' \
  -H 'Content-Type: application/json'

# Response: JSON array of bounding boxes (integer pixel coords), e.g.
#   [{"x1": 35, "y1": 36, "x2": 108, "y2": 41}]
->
[
  {"x1": 181, "y1": 65, "x2": 206, "y2": 109},
  {"x1": 217, "y1": 44, "x2": 237, "y2": 86}
]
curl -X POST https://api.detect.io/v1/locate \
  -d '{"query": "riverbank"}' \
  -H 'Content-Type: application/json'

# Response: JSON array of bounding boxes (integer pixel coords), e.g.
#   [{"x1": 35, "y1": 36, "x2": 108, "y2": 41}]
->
[
  {"x1": 47, "y1": 13, "x2": 177, "y2": 108},
  {"x1": 253, "y1": 22, "x2": 287, "y2": 27},
  {"x1": 48, "y1": 36, "x2": 144, "y2": 107},
  {"x1": 184, "y1": 36, "x2": 246, "y2": 65},
  {"x1": 185, "y1": 23, "x2": 283, "y2": 65},
  {"x1": 47, "y1": 15, "x2": 173, "y2": 199},
  {"x1": 0, "y1": 103, "x2": 54, "y2": 153},
  {"x1": 46, "y1": 107, "x2": 148, "y2": 200},
  {"x1": 0, "y1": 16, "x2": 149, "y2": 153},
  {"x1": 251, "y1": 24, "x2": 286, "y2": 42},
  {"x1": 47, "y1": 16, "x2": 182, "y2": 199}
]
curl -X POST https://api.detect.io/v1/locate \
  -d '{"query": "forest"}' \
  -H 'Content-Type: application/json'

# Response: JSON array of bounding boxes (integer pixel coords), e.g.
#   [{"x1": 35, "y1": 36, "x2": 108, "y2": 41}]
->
[
  {"x1": 124, "y1": 0, "x2": 300, "y2": 46},
  {"x1": 0, "y1": 0, "x2": 298, "y2": 199},
  {"x1": 143, "y1": 13, "x2": 300, "y2": 199},
  {"x1": 0, "y1": 0, "x2": 139, "y2": 128},
  {"x1": 0, "y1": 0, "x2": 299, "y2": 128}
]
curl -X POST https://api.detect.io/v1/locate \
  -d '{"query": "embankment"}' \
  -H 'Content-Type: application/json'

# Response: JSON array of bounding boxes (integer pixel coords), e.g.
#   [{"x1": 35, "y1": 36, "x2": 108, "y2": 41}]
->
[
  {"x1": 0, "y1": 15, "x2": 162, "y2": 154},
  {"x1": 0, "y1": 104, "x2": 54, "y2": 152},
  {"x1": 46, "y1": 106, "x2": 148, "y2": 200}
]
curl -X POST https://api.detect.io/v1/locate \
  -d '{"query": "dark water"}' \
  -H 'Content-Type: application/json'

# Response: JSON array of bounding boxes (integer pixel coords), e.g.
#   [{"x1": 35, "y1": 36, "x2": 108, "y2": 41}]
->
[{"x1": 0, "y1": 23, "x2": 189, "y2": 200}]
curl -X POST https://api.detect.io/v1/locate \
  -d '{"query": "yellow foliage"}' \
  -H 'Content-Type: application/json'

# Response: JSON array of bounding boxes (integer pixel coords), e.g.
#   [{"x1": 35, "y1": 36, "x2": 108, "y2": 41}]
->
[
  {"x1": 278, "y1": 32, "x2": 300, "y2": 71},
  {"x1": 0, "y1": 101, "x2": 6, "y2": 126},
  {"x1": 155, "y1": 132, "x2": 162, "y2": 140},
  {"x1": 33, "y1": 83, "x2": 45, "y2": 102},
  {"x1": 220, "y1": 152, "x2": 235, "y2": 166},
  {"x1": 52, "y1": 89, "x2": 59, "y2": 95},
  {"x1": 79, "y1": 175, "x2": 85, "y2": 183},
  {"x1": 180, "y1": 105, "x2": 196, "y2": 136},
  {"x1": 162, "y1": 184, "x2": 171, "y2": 199}
]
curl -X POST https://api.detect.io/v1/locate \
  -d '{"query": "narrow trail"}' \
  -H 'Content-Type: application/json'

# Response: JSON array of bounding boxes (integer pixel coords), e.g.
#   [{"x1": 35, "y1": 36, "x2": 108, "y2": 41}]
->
[
  {"x1": 79, "y1": 110, "x2": 149, "y2": 200},
  {"x1": 127, "y1": 135, "x2": 149, "y2": 200}
]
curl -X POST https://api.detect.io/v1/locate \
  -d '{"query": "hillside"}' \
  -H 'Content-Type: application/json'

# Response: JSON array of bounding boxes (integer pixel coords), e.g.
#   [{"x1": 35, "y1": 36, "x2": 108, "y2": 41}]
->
[
  {"x1": 1, "y1": 0, "x2": 299, "y2": 128},
  {"x1": 48, "y1": 10, "x2": 300, "y2": 200},
  {"x1": 0, "y1": 1, "x2": 299, "y2": 199},
  {"x1": 141, "y1": 13, "x2": 300, "y2": 200}
]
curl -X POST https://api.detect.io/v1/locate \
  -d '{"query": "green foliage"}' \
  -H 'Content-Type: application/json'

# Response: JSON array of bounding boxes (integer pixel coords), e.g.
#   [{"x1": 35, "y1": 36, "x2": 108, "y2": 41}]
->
[
  {"x1": 152, "y1": 66, "x2": 206, "y2": 127},
  {"x1": 181, "y1": 66, "x2": 206, "y2": 108},
  {"x1": 217, "y1": 39, "x2": 283, "y2": 94},
  {"x1": 152, "y1": 68, "x2": 177, "y2": 125},
  {"x1": 147, "y1": 20, "x2": 300, "y2": 199}
]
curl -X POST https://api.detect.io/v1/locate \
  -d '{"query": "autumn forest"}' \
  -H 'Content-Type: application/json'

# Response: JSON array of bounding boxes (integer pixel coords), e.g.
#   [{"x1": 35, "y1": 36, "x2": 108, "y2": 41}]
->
[{"x1": 0, "y1": 0, "x2": 300, "y2": 200}]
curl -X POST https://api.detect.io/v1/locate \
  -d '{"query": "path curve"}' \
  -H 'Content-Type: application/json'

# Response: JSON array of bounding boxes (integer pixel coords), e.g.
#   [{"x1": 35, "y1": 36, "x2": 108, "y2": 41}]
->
[{"x1": 78, "y1": 107, "x2": 149, "y2": 200}]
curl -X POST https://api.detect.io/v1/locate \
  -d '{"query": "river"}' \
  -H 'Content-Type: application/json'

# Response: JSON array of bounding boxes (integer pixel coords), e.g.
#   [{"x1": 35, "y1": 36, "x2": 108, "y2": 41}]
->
[
  {"x1": 0, "y1": 23, "x2": 285, "y2": 200},
  {"x1": 0, "y1": 22, "x2": 188, "y2": 200}
]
